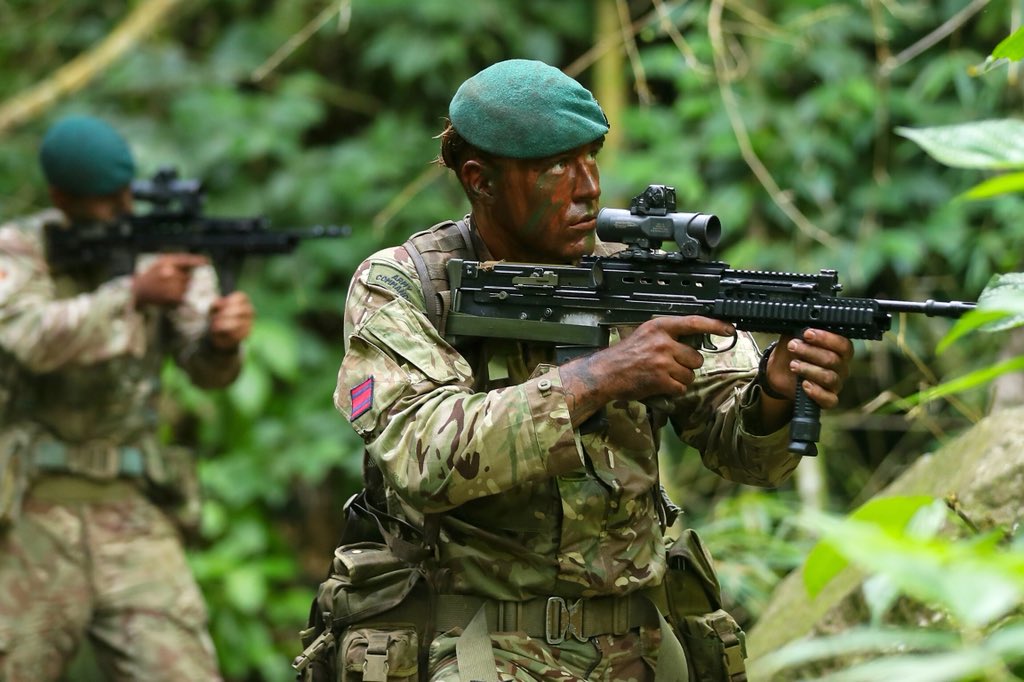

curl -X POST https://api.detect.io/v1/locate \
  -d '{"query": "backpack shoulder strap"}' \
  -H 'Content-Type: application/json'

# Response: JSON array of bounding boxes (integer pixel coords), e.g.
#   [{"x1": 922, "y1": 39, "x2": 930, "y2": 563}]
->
[{"x1": 402, "y1": 216, "x2": 476, "y2": 335}]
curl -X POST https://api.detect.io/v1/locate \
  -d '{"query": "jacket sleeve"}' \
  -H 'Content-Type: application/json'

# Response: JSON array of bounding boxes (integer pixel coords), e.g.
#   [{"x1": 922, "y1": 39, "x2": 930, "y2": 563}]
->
[
  {"x1": 161, "y1": 260, "x2": 242, "y2": 389},
  {"x1": 335, "y1": 248, "x2": 585, "y2": 513},
  {"x1": 0, "y1": 226, "x2": 147, "y2": 372},
  {"x1": 670, "y1": 332, "x2": 801, "y2": 487}
]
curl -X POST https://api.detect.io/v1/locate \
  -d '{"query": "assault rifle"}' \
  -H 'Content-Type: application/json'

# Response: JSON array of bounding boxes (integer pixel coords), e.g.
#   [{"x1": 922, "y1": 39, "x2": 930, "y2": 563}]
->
[
  {"x1": 444, "y1": 184, "x2": 975, "y2": 456},
  {"x1": 45, "y1": 167, "x2": 351, "y2": 293}
]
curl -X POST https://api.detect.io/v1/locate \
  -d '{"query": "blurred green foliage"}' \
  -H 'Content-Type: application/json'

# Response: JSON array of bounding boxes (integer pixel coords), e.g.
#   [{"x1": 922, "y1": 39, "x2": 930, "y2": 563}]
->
[
  {"x1": 3, "y1": 1, "x2": 1024, "y2": 679},
  {"x1": 751, "y1": 497, "x2": 1024, "y2": 681}
]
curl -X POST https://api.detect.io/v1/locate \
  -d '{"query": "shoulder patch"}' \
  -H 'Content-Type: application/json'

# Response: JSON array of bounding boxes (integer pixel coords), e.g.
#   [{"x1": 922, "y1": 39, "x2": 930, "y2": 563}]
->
[
  {"x1": 366, "y1": 261, "x2": 423, "y2": 309},
  {"x1": 350, "y1": 377, "x2": 374, "y2": 420}
]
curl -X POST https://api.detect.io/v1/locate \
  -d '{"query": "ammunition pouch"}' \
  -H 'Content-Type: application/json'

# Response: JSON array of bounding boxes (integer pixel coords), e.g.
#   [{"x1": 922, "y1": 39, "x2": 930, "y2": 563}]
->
[
  {"x1": 0, "y1": 426, "x2": 33, "y2": 529},
  {"x1": 140, "y1": 443, "x2": 202, "y2": 537},
  {"x1": 663, "y1": 529, "x2": 747, "y2": 682},
  {"x1": 294, "y1": 490, "x2": 433, "y2": 682}
]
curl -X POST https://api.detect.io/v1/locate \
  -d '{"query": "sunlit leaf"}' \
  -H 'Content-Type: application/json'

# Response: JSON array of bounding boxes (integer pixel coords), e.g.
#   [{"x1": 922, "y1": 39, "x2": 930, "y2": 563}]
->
[
  {"x1": 749, "y1": 627, "x2": 958, "y2": 679},
  {"x1": 804, "y1": 513, "x2": 1024, "y2": 627},
  {"x1": 896, "y1": 120, "x2": 1024, "y2": 170},
  {"x1": 938, "y1": 272, "x2": 1024, "y2": 350},
  {"x1": 992, "y1": 25, "x2": 1024, "y2": 61},
  {"x1": 959, "y1": 170, "x2": 1024, "y2": 200},
  {"x1": 901, "y1": 355, "x2": 1024, "y2": 407},
  {"x1": 803, "y1": 496, "x2": 934, "y2": 597}
]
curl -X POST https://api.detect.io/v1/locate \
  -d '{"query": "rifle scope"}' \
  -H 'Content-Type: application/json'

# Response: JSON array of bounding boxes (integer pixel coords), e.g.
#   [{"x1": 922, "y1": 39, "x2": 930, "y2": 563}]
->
[{"x1": 595, "y1": 184, "x2": 720, "y2": 259}]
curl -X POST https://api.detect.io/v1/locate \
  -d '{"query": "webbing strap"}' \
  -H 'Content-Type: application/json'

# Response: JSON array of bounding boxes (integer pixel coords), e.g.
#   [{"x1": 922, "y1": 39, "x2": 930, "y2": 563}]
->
[
  {"x1": 455, "y1": 606, "x2": 499, "y2": 682},
  {"x1": 434, "y1": 592, "x2": 656, "y2": 642},
  {"x1": 402, "y1": 217, "x2": 475, "y2": 338},
  {"x1": 32, "y1": 440, "x2": 146, "y2": 480}
]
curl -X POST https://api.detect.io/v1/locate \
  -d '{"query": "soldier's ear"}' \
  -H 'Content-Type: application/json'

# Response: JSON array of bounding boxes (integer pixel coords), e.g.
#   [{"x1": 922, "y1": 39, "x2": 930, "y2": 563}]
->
[{"x1": 461, "y1": 160, "x2": 494, "y2": 203}]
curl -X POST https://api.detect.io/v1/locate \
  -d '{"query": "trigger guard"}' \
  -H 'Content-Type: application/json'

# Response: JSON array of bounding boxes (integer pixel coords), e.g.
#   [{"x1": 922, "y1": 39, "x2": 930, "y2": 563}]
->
[{"x1": 703, "y1": 331, "x2": 738, "y2": 353}]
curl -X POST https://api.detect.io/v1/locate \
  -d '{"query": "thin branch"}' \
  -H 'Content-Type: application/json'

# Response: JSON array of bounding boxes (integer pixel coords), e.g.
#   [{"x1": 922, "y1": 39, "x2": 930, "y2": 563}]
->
[
  {"x1": 708, "y1": 0, "x2": 839, "y2": 249},
  {"x1": 251, "y1": 0, "x2": 352, "y2": 83},
  {"x1": 371, "y1": 164, "x2": 446, "y2": 234},
  {"x1": 615, "y1": 0, "x2": 651, "y2": 105},
  {"x1": 651, "y1": 0, "x2": 712, "y2": 76},
  {"x1": 0, "y1": 0, "x2": 188, "y2": 136},
  {"x1": 879, "y1": 0, "x2": 991, "y2": 77},
  {"x1": 565, "y1": 3, "x2": 672, "y2": 77}
]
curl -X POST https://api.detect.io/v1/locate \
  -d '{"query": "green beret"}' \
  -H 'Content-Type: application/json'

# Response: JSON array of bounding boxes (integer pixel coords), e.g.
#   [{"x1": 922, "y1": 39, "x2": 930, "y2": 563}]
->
[
  {"x1": 449, "y1": 59, "x2": 609, "y2": 159},
  {"x1": 39, "y1": 115, "x2": 136, "y2": 196}
]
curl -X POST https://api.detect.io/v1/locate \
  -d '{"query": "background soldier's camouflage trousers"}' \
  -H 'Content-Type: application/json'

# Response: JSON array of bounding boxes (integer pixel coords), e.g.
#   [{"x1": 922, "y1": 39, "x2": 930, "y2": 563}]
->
[{"x1": 0, "y1": 477, "x2": 221, "y2": 682}]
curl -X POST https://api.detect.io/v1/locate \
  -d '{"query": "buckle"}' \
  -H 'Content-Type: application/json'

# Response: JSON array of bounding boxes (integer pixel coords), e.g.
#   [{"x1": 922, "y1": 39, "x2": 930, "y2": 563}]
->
[
  {"x1": 291, "y1": 629, "x2": 335, "y2": 673},
  {"x1": 67, "y1": 442, "x2": 120, "y2": 480},
  {"x1": 545, "y1": 597, "x2": 587, "y2": 645}
]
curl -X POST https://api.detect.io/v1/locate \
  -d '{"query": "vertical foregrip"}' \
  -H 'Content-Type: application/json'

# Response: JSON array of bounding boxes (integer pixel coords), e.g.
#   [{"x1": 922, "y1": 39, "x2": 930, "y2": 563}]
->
[{"x1": 788, "y1": 382, "x2": 820, "y2": 456}]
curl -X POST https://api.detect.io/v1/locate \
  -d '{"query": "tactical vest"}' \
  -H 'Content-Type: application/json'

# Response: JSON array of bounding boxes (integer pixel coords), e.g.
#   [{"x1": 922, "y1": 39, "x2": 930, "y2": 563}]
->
[{"x1": 295, "y1": 219, "x2": 747, "y2": 682}]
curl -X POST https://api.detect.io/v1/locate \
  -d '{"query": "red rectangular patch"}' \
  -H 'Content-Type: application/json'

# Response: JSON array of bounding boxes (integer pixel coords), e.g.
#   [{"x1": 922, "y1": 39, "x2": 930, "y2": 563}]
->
[{"x1": 350, "y1": 377, "x2": 374, "y2": 420}]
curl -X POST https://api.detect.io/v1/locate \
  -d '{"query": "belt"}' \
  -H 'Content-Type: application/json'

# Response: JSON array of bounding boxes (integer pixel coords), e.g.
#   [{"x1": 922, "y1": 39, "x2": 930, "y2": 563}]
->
[
  {"x1": 433, "y1": 591, "x2": 662, "y2": 645},
  {"x1": 31, "y1": 440, "x2": 146, "y2": 481}
]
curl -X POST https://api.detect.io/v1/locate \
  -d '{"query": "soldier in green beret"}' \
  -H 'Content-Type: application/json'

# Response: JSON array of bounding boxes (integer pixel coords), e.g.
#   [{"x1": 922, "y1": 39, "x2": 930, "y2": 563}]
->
[
  {"x1": 0, "y1": 115, "x2": 254, "y2": 681},
  {"x1": 323, "y1": 59, "x2": 853, "y2": 680}
]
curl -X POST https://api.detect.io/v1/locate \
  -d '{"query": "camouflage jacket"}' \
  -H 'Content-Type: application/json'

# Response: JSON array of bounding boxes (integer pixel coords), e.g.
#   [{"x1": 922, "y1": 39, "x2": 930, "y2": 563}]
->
[
  {"x1": 0, "y1": 209, "x2": 240, "y2": 448},
  {"x1": 335, "y1": 220, "x2": 799, "y2": 601}
]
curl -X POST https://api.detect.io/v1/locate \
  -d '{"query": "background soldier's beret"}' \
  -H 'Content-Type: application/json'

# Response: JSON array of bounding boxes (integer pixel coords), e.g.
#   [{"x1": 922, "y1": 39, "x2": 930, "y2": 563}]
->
[
  {"x1": 449, "y1": 59, "x2": 609, "y2": 159},
  {"x1": 39, "y1": 115, "x2": 136, "y2": 196}
]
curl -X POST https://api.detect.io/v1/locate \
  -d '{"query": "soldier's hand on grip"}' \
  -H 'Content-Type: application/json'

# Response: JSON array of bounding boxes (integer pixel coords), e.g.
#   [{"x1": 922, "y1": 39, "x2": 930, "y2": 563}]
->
[
  {"x1": 208, "y1": 291, "x2": 254, "y2": 350},
  {"x1": 132, "y1": 253, "x2": 207, "y2": 308},
  {"x1": 763, "y1": 328, "x2": 854, "y2": 409}
]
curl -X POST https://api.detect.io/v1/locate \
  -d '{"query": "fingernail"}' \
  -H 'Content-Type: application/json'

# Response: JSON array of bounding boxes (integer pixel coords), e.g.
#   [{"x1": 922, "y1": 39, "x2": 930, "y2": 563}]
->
[
  {"x1": 788, "y1": 340, "x2": 799, "y2": 352},
  {"x1": 804, "y1": 329, "x2": 816, "y2": 340},
  {"x1": 790, "y1": 361, "x2": 799, "y2": 373}
]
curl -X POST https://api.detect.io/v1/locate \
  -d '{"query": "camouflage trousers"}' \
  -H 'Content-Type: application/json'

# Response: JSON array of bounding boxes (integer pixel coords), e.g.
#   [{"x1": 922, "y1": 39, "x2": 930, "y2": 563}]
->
[
  {"x1": 0, "y1": 476, "x2": 221, "y2": 682},
  {"x1": 427, "y1": 625, "x2": 663, "y2": 681}
]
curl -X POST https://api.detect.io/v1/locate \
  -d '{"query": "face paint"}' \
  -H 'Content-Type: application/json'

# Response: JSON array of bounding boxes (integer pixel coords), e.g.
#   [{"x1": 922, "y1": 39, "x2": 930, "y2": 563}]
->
[{"x1": 485, "y1": 138, "x2": 603, "y2": 264}]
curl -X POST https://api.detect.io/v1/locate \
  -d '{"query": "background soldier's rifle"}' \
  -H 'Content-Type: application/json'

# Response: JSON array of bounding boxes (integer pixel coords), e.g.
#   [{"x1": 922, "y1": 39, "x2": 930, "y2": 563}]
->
[
  {"x1": 46, "y1": 166, "x2": 351, "y2": 293},
  {"x1": 445, "y1": 184, "x2": 976, "y2": 456}
]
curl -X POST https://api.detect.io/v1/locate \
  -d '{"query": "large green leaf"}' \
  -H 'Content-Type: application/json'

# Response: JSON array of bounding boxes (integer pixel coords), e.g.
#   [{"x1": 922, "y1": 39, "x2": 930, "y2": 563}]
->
[
  {"x1": 960, "y1": 170, "x2": 1024, "y2": 200},
  {"x1": 938, "y1": 272, "x2": 1024, "y2": 351},
  {"x1": 896, "y1": 120, "x2": 1024, "y2": 170},
  {"x1": 803, "y1": 496, "x2": 935, "y2": 598},
  {"x1": 992, "y1": 25, "x2": 1024, "y2": 61}
]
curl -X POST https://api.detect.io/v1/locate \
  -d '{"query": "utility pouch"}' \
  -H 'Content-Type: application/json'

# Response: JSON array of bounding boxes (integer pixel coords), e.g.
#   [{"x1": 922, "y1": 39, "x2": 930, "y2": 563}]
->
[
  {"x1": 294, "y1": 490, "x2": 431, "y2": 681},
  {"x1": 142, "y1": 443, "x2": 201, "y2": 537},
  {"x1": 0, "y1": 427, "x2": 33, "y2": 529},
  {"x1": 663, "y1": 529, "x2": 747, "y2": 682},
  {"x1": 319, "y1": 542, "x2": 425, "y2": 627},
  {"x1": 339, "y1": 626, "x2": 419, "y2": 682}
]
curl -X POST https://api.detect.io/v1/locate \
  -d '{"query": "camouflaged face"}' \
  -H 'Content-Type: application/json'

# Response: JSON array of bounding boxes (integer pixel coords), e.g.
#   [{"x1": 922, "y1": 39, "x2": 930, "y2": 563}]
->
[{"x1": 335, "y1": 229, "x2": 799, "y2": 601}]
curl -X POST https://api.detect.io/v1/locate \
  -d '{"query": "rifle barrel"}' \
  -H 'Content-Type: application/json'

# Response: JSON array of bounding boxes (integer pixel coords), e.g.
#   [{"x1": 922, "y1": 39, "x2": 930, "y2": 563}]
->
[{"x1": 877, "y1": 299, "x2": 976, "y2": 318}]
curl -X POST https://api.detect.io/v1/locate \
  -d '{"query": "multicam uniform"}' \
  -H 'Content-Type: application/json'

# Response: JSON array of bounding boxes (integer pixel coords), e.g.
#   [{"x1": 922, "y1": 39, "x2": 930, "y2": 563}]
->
[
  {"x1": 0, "y1": 210, "x2": 238, "y2": 681},
  {"x1": 334, "y1": 220, "x2": 801, "y2": 680}
]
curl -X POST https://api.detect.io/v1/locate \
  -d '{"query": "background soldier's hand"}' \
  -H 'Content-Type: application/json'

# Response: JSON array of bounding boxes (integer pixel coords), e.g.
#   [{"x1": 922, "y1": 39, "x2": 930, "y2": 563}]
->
[
  {"x1": 559, "y1": 316, "x2": 736, "y2": 427},
  {"x1": 208, "y1": 291, "x2": 254, "y2": 350},
  {"x1": 763, "y1": 328, "x2": 854, "y2": 409},
  {"x1": 132, "y1": 253, "x2": 207, "y2": 307}
]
